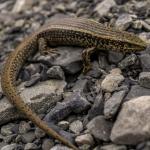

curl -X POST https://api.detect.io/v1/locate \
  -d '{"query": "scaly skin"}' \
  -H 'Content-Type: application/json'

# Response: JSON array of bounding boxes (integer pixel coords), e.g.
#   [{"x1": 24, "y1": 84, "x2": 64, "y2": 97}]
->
[{"x1": 1, "y1": 18, "x2": 147, "y2": 150}]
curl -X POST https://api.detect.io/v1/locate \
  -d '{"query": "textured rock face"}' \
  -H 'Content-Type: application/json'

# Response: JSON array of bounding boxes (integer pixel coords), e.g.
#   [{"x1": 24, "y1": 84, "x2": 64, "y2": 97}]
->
[
  {"x1": 111, "y1": 96, "x2": 150, "y2": 145},
  {"x1": 0, "y1": 80, "x2": 65, "y2": 125}
]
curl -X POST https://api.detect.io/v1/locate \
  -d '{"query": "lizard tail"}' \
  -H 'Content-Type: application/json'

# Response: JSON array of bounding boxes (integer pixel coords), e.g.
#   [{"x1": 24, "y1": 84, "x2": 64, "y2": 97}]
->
[{"x1": 1, "y1": 41, "x2": 79, "y2": 150}]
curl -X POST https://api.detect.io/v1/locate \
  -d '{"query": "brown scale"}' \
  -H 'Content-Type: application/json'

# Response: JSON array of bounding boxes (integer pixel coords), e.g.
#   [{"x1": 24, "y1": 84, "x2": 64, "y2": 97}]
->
[{"x1": 1, "y1": 18, "x2": 147, "y2": 150}]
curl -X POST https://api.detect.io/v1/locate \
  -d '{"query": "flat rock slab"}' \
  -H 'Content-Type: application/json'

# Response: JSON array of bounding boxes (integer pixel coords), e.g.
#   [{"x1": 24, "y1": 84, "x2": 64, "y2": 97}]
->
[
  {"x1": 111, "y1": 96, "x2": 150, "y2": 145},
  {"x1": 0, "y1": 80, "x2": 66, "y2": 125}
]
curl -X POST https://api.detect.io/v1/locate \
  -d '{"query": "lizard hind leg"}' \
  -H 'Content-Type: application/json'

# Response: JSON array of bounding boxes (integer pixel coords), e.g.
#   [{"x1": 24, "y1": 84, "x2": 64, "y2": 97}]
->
[
  {"x1": 38, "y1": 38, "x2": 60, "y2": 56},
  {"x1": 82, "y1": 47, "x2": 96, "y2": 74}
]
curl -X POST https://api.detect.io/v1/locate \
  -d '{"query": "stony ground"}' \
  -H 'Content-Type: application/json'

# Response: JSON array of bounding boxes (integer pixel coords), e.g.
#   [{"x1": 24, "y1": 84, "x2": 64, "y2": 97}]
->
[{"x1": 0, "y1": 0, "x2": 150, "y2": 150}]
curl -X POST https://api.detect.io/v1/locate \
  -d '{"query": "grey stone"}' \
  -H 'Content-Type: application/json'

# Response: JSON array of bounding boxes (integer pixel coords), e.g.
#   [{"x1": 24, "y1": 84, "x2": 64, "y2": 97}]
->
[
  {"x1": 101, "y1": 68, "x2": 124, "y2": 92},
  {"x1": 108, "y1": 51, "x2": 124, "y2": 64},
  {"x1": 19, "y1": 121, "x2": 31, "y2": 134},
  {"x1": 42, "y1": 139, "x2": 54, "y2": 150},
  {"x1": 1, "y1": 144, "x2": 17, "y2": 150},
  {"x1": 111, "y1": 96, "x2": 150, "y2": 144},
  {"x1": 100, "y1": 144, "x2": 127, "y2": 150},
  {"x1": 35, "y1": 127, "x2": 45, "y2": 138},
  {"x1": 51, "y1": 145, "x2": 72, "y2": 150},
  {"x1": 139, "y1": 72, "x2": 150, "y2": 88},
  {"x1": 104, "y1": 90, "x2": 126, "y2": 119},
  {"x1": 125, "y1": 85, "x2": 150, "y2": 100},
  {"x1": 44, "y1": 92, "x2": 90, "y2": 123},
  {"x1": 24, "y1": 143, "x2": 39, "y2": 150},
  {"x1": 118, "y1": 54, "x2": 138, "y2": 70},
  {"x1": 0, "y1": 80, "x2": 65, "y2": 125},
  {"x1": 87, "y1": 116, "x2": 113, "y2": 142},
  {"x1": 139, "y1": 54, "x2": 150, "y2": 71},
  {"x1": 47, "y1": 66, "x2": 65, "y2": 80},
  {"x1": 1, "y1": 123, "x2": 17, "y2": 136},
  {"x1": 115, "y1": 14, "x2": 134, "y2": 30},
  {"x1": 87, "y1": 92, "x2": 104, "y2": 120},
  {"x1": 51, "y1": 46, "x2": 83, "y2": 74},
  {"x1": 21, "y1": 131, "x2": 36, "y2": 143},
  {"x1": 94, "y1": 0, "x2": 116, "y2": 16},
  {"x1": 75, "y1": 134, "x2": 94, "y2": 146},
  {"x1": 12, "y1": 0, "x2": 37, "y2": 13},
  {"x1": 69, "y1": 120, "x2": 83, "y2": 134},
  {"x1": 58, "y1": 121, "x2": 69, "y2": 130}
]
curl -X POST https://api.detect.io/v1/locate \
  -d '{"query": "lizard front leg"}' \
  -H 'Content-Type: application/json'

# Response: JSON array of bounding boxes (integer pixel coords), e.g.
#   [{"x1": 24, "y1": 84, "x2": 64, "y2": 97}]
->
[
  {"x1": 82, "y1": 47, "x2": 96, "y2": 73},
  {"x1": 38, "y1": 38, "x2": 59, "y2": 55}
]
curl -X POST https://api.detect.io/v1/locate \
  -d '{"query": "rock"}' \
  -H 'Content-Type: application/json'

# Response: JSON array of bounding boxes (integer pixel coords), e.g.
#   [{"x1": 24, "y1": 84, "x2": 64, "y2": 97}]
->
[
  {"x1": 115, "y1": 0, "x2": 129, "y2": 5},
  {"x1": 87, "y1": 116, "x2": 113, "y2": 142},
  {"x1": 111, "y1": 96, "x2": 150, "y2": 144},
  {"x1": 19, "y1": 121, "x2": 31, "y2": 134},
  {"x1": 47, "y1": 66, "x2": 65, "y2": 80},
  {"x1": 0, "y1": 80, "x2": 64, "y2": 125},
  {"x1": 72, "y1": 79, "x2": 88, "y2": 93},
  {"x1": 21, "y1": 132, "x2": 36, "y2": 143},
  {"x1": 58, "y1": 121, "x2": 69, "y2": 130},
  {"x1": 104, "y1": 90, "x2": 127, "y2": 119},
  {"x1": 86, "y1": 61, "x2": 102, "y2": 78},
  {"x1": 125, "y1": 85, "x2": 150, "y2": 100},
  {"x1": 108, "y1": 51, "x2": 124, "y2": 64},
  {"x1": 79, "y1": 144, "x2": 91, "y2": 150},
  {"x1": 44, "y1": 92, "x2": 90, "y2": 123},
  {"x1": 139, "y1": 54, "x2": 150, "y2": 71},
  {"x1": 118, "y1": 54, "x2": 138, "y2": 70},
  {"x1": 1, "y1": 144, "x2": 18, "y2": 150},
  {"x1": 101, "y1": 68, "x2": 124, "y2": 92},
  {"x1": 69, "y1": 120, "x2": 83, "y2": 134},
  {"x1": 55, "y1": 3, "x2": 66, "y2": 12},
  {"x1": 51, "y1": 46, "x2": 83, "y2": 74},
  {"x1": 50, "y1": 145, "x2": 72, "y2": 150},
  {"x1": 139, "y1": 72, "x2": 150, "y2": 88},
  {"x1": 35, "y1": 127, "x2": 46, "y2": 138},
  {"x1": 24, "y1": 143, "x2": 39, "y2": 150},
  {"x1": 24, "y1": 73, "x2": 41, "y2": 87},
  {"x1": 12, "y1": 0, "x2": 38, "y2": 13},
  {"x1": 75, "y1": 134, "x2": 94, "y2": 146},
  {"x1": 87, "y1": 92, "x2": 104, "y2": 120},
  {"x1": 94, "y1": 0, "x2": 116, "y2": 16},
  {"x1": 42, "y1": 139, "x2": 54, "y2": 150},
  {"x1": 115, "y1": 14, "x2": 134, "y2": 30},
  {"x1": 100, "y1": 144, "x2": 127, "y2": 150},
  {"x1": 1, "y1": 123, "x2": 18, "y2": 136}
]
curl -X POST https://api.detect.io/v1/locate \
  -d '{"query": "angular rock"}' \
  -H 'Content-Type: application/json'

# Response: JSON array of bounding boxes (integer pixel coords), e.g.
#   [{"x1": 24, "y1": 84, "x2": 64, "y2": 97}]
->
[
  {"x1": 100, "y1": 144, "x2": 127, "y2": 150},
  {"x1": 51, "y1": 46, "x2": 83, "y2": 74},
  {"x1": 0, "y1": 80, "x2": 64, "y2": 125},
  {"x1": 21, "y1": 131, "x2": 36, "y2": 143},
  {"x1": 111, "y1": 96, "x2": 150, "y2": 144},
  {"x1": 108, "y1": 51, "x2": 124, "y2": 64},
  {"x1": 24, "y1": 143, "x2": 39, "y2": 150},
  {"x1": 75, "y1": 134, "x2": 94, "y2": 146},
  {"x1": 101, "y1": 68, "x2": 124, "y2": 92},
  {"x1": 51, "y1": 145, "x2": 72, "y2": 150},
  {"x1": 1, "y1": 144, "x2": 18, "y2": 150},
  {"x1": 87, "y1": 116, "x2": 113, "y2": 142},
  {"x1": 1, "y1": 123, "x2": 18, "y2": 136},
  {"x1": 44, "y1": 92, "x2": 90, "y2": 123},
  {"x1": 69, "y1": 120, "x2": 83, "y2": 134},
  {"x1": 87, "y1": 92, "x2": 104, "y2": 120},
  {"x1": 139, "y1": 72, "x2": 150, "y2": 88},
  {"x1": 47, "y1": 66, "x2": 65, "y2": 80},
  {"x1": 19, "y1": 121, "x2": 31, "y2": 134},
  {"x1": 118, "y1": 54, "x2": 138, "y2": 70},
  {"x1": 125, "y1": 85, "x2": 150, "y2": 100},
  {"x1": 42, "y1": 139, "x2": 54, "y2": 150},
  {"x1": 115, "y1": 14, "x2": 134, "y2": 30},
  {"x1": 94, "y1": 0, "x2": 116, "y2": 16},
  {"x1": 58, "y1": 121, "x2": 69, "y2": 130},
  {"x1": 104, "y1": 90, "x2": 127, "y2": 119},
  {"x1": 139, "y1": 54, "x2": 150, "y2": 71}
]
